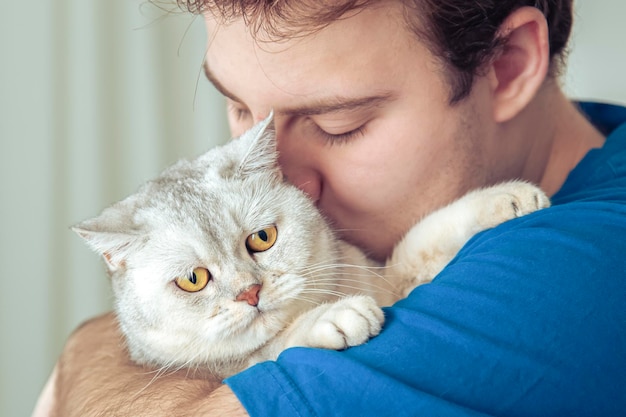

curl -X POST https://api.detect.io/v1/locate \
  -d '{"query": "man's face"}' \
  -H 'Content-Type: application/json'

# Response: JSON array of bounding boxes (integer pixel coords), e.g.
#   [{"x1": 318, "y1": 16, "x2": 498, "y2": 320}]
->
[{"x1": 204, "y1": 4, "x2": 499, "y2": 260}]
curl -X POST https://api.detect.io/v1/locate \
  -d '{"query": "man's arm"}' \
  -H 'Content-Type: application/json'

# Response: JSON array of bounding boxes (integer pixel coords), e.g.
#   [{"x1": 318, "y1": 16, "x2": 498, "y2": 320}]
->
[
  {"x1": 224, "y1": 201, "x2": 626, "y2": 416},
  {"x1": 50, "y1": 312, "x2": 246, "y2": 417},
  {"x1": 204, "y1": 385, "x2": 250, "y2": 416}
]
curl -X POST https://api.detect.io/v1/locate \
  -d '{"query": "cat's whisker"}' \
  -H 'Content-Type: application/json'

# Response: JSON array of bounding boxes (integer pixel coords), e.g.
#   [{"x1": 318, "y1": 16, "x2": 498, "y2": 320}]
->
[
  {"x1": 301, "y1": 267, "x2": 398, "y2": 291},
  {"x1": 305, "y1": 275, "x2": 392, "y2": 285},
  {"x1": 298, "y1": 260, "x2": 373, "y2": 271},
  {"x1": 300, "y1": 262, "x2": 390, "y2": 278},
  {"x1": 139, "y1": 347, "x2": 208, "y2": 387},
  {"x1": 304, "y1": 271, "x2": 387, "y2": 282},
  {"x1": 302, "y1": 280, "x2": 400, "y2": 297},
  {"x1": 284, "y1": 294, "x2": 325, "y2": 305},
  {"x1": 287, "y1": 291, "x2": 319, "y2": 304},
  {"x1": 300, "y1": 253, "x2": 372, "y2": 267},
  {"x1": 134, "y1": 363, "x2": 179, "y2": 397},
  {"x1": 299, "y1": 289, "x2": 350, "y2": 298},
  {"x1": 151, "y1": 350, "x2": 210, "y2": 387}
]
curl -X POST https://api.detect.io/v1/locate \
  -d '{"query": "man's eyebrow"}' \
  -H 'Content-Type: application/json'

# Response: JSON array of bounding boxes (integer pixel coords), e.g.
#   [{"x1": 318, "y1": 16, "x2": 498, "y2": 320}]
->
[
  {"x1": 283, "y1": 93, "x2": 394, "y2": 117},
  {"x1": 203, "y1": 61, "x2": 243, "y2": 103},
  {"x1": 203, "y1": 60, "x2": 394, "y2": 116}
]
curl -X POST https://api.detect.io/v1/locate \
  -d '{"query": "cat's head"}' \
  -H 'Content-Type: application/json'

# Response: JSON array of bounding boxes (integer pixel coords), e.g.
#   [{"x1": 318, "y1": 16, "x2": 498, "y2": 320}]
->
[{"x1": 73, "y1": 115, "x2": 341, "y2": 373}]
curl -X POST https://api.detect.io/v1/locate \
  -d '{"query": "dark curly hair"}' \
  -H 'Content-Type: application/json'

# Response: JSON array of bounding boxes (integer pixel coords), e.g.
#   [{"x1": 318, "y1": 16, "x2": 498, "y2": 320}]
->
[{"x1": 178, "y1": 0, "x2": 573, "y2": 103}]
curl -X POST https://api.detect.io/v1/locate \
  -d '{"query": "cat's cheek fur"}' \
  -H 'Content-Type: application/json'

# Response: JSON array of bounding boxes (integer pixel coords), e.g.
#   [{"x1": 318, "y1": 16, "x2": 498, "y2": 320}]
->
[
  {"x1": 114, "y1": 268, "x2": 312, "y2": 375},
  {"x1": 118, "y1": 303, "x2": 260, "y2": 371}
]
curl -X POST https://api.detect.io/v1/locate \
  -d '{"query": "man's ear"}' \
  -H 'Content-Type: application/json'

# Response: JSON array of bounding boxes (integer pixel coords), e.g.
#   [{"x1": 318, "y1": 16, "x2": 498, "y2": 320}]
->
[{"x1": 487, "y1": 6, "x2": 550, "y2": 123}]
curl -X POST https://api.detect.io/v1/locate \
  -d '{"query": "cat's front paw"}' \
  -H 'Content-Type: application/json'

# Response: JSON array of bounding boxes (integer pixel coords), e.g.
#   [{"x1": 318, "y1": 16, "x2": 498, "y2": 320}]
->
[
  {"x1": 481, "y1": 180, "x2": 550, "y2": 225},
  {"x1": 309, "y1": 296, "x2": 384, "y2": 350}
]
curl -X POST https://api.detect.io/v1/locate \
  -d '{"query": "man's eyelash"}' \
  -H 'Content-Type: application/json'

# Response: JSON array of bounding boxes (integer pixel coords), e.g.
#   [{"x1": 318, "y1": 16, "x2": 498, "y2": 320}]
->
[
  {"x1": 316, "y1": 125, "x2": 366, "y2": 145},
  {"x1": 226, "y1": 105, "x2": 367, "y2": 145}
]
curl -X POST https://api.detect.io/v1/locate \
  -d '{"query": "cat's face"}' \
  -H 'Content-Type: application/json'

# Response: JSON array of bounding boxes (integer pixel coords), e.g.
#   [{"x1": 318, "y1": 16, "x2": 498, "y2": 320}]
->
[{"x1": 75, "y1": 117, "x2": 341, "y2": 371}]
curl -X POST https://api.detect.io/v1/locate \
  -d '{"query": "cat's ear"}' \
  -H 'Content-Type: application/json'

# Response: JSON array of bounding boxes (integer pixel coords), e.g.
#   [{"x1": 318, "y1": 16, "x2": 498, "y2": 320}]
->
[
  {"x1": 72, "y1": 197, "x2": 145, "y2": 272},
  {"x1": 236, "y1": 111, "x2": 281, "y2": 178}
]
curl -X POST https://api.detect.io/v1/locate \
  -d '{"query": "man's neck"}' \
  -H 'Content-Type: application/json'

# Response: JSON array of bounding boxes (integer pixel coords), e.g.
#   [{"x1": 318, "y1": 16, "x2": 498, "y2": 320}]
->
[{"x1": 518, "y1": 84, "x2": 606, "y2": 196}]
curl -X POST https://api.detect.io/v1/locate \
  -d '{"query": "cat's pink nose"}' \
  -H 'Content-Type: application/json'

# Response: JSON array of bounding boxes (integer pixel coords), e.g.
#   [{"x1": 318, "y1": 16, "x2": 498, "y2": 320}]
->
[{"x1": 235, "y1": 284, "x2": 262, "y2": 307}]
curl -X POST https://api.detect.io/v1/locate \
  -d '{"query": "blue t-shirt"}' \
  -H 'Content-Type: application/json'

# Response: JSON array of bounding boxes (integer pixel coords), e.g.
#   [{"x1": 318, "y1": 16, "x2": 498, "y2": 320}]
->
[{"x1": 227, "y1": 102, "x2": 626, "y2": 417}]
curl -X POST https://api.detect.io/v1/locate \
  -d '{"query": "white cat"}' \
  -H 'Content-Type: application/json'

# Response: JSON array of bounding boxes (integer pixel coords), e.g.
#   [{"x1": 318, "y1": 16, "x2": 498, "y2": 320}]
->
[{"x1": 74, "y1": 114, "x2": 549, "y2": 378}]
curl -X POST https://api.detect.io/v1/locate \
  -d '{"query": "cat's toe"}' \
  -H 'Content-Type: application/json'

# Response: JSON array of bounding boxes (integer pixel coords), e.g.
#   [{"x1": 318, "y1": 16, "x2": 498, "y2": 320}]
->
[
  {"x1": 533, "y1": 188, "x2": 551, "y2": 210},
  {"x1": 310, "y1": 296, "x2": 384, "y2": 350},
  {"x1": 488, "y1": 181, "x2": 551, "y2": 221},
  {"x1": 508, "y1": 182, "x2": 551, "y2": 215}
]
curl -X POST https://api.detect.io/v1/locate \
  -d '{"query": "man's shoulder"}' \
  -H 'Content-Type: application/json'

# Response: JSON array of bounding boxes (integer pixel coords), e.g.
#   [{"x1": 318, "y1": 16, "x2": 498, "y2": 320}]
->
[
  {"x1": 554, "y1": 101, "x2": 626, "y2": 205},
  {"x1": 578, "y1": 101, "x2": 626, "y2": 134}
]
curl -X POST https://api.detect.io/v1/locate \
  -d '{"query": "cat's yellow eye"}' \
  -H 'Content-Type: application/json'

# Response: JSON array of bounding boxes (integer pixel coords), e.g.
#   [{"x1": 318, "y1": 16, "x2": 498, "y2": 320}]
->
[
  {"x1": 175, "y1": 267, "x2": 210, "y2": 292},
  {"x1": 246, "y1": 226, "x2": 278, "y2": 253}
]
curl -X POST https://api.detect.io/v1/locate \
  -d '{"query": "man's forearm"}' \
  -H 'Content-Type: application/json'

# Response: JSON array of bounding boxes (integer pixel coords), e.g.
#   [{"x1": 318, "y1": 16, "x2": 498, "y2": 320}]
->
[
  {"x1": 52, "y1": 312, "x2": 229, "y2": 417},
  {"x1": 200, "y1": 385, "x2": 249, "y2": 416}
]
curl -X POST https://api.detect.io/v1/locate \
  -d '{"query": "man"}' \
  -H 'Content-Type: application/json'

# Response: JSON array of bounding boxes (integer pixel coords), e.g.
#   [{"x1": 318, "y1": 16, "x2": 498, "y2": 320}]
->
[{"x1": 36, "y1": 0, "x2": 626, "y2": 415}]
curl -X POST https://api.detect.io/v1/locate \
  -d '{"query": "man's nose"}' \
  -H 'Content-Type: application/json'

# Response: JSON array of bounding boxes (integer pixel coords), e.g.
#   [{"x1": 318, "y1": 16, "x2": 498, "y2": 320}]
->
[{"x1": 274, "y1": 127, "x2": 322, "y2": 202}]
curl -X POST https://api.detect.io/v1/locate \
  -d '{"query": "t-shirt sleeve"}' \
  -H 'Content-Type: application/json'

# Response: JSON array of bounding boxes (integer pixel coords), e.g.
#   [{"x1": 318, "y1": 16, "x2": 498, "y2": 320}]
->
[{"x1": 226, "y1": 200, "x2": 626, "y2": 417}]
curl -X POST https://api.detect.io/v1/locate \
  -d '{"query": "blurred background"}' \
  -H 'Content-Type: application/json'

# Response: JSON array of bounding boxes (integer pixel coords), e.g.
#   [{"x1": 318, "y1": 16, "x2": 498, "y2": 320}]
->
[{"x1": 1, "y1": 0, "x2": 624, "y2": 415}]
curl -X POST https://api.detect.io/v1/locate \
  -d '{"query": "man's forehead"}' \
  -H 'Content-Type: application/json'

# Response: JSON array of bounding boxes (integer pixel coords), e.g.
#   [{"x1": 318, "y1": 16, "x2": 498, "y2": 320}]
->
[
  {"x1": 202, "y1": 3, "x2": 426, "y2": 116},
  {"x1": 203, "y1": 59, "x2": 395, "y2": 117}
]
